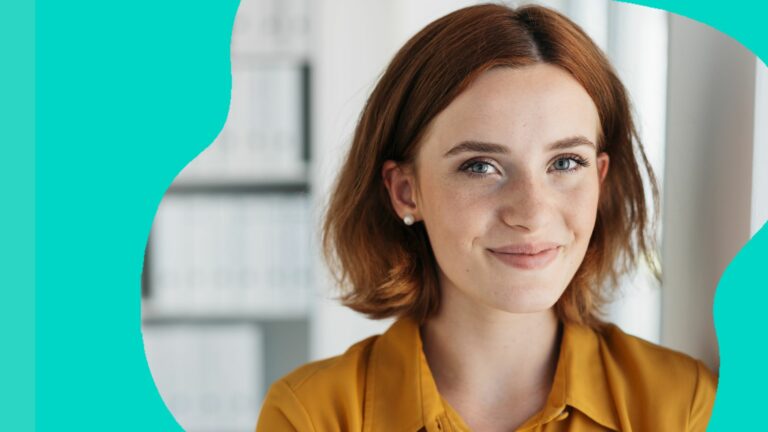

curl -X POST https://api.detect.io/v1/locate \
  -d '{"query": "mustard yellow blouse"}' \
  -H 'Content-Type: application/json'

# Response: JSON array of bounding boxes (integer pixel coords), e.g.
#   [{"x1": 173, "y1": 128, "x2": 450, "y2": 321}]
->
[{"x1": 256, "y1": 316, "x2": 717, "y2": 431}]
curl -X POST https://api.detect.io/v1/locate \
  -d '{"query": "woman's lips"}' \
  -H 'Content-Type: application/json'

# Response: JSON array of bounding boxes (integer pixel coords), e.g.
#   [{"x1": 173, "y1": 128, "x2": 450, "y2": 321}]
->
[{"x1": 488, "y1": 246, "x2": 560, "y2": 270}]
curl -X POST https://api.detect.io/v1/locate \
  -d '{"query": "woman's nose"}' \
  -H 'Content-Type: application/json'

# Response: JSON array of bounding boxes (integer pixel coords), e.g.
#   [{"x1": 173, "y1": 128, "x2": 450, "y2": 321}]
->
[{"x1": 498, "y1": 175, "x2": 551, "y2": 232}]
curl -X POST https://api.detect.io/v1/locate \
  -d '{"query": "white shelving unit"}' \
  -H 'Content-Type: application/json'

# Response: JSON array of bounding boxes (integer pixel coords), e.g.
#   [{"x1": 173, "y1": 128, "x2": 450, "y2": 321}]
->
[{"x1": 141, "y1": 0, "x2": 312, "y2": 431}]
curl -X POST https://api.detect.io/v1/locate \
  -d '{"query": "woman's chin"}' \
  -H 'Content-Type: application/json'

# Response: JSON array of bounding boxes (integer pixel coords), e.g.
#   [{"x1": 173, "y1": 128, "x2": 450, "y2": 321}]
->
[{"x1": 480, "y1": 291, "x2": 562, "y2": 315}]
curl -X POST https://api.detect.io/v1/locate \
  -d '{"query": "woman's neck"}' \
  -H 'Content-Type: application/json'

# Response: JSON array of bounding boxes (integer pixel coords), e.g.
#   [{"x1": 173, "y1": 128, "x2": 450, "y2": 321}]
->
[{"x1": 420, "y1": 285, "x2": 562, "y2": 430}]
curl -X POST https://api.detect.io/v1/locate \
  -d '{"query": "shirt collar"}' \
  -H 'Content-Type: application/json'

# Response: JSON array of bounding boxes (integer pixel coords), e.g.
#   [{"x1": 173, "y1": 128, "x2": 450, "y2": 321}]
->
[
  {"x1": 362, "y1": 315, "x2": 621, "y2": 432},
  {"x1": 558, "y1": 321, "x2": 621, "y2": 431}
]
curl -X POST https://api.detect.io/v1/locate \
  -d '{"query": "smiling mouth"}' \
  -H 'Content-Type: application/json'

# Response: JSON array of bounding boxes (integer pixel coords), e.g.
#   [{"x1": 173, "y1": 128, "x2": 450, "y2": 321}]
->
[{"x1": 488, "y1": 246, "x2": 560, "y2": 270}]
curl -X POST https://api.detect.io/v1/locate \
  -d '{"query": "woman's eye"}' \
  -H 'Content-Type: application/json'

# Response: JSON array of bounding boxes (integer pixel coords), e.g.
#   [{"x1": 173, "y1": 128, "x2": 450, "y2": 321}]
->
[
  {"x1": 551, "y1": 155, "x2": 590, "y2": 173},
  {"x1": 553, "y1": 158, "x2": 575, "y2": 170},
  {"x1": 460, "y1": 160, "x2": 498, "y2": 177},
  {"x1": 469, "y1": 162, "x2": 492, "y2": 173}
]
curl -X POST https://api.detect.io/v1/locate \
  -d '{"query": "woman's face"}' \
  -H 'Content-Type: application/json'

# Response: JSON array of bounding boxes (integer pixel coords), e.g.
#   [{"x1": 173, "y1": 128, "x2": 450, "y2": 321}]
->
[{"x1": 383, "y1": 63, "x2": 609, "y2": 315}]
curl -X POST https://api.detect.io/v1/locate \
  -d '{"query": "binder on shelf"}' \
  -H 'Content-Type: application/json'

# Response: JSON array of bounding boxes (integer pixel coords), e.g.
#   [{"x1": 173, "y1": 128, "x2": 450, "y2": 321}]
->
[
  {"x1": 230, "y1": 0, "x2": 309, "y2": 58},
  {"x1": 142, "y1": 324, "x2": 264, "y2": 432},
  {"x1": 147, "y1": 194, "x2": 312, "y2": 317},
  {"x1": 175, "y1": 63, "x2": 306, "y2": 185}
]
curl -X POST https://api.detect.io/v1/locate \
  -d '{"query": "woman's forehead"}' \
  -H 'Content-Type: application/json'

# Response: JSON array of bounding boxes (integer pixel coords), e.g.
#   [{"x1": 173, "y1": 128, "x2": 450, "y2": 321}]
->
[{"x1": 419, "y1": 65, "x2": 600, "y2": 156}]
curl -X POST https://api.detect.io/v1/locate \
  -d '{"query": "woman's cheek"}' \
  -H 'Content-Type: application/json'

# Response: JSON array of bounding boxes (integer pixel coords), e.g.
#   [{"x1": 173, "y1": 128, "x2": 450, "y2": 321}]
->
[{"x1": 565, "y1": 183, "x2": 601, "y2": 231}]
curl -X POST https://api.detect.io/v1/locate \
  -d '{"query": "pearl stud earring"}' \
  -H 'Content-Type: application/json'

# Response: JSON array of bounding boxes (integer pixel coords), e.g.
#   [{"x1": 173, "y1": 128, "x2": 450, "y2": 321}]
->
[{"x1": 403, "y1": 213, "x2": 415, "y2": 226}]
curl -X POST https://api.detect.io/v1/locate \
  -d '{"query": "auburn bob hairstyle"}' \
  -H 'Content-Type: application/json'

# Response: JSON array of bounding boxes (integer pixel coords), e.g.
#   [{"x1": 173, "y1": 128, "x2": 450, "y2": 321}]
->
[{"x1": 321, "y1": 3, "x2": 659, "y2": 328}]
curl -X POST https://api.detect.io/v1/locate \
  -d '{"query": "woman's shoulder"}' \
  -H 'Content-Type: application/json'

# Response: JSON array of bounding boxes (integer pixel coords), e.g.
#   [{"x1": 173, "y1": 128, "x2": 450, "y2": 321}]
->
[
  {"x1": 280, "y1": 333, "x2": 377, "y2": 393},
  {"x1": 597, "y1": 322, "x2": 716, "y2": 384},
  {"x1": 590, "y1": 322, "x2": 718, "y2": 430},
  {"x1": 256, "y1": 334, "x2": 380, "y2": 431}
]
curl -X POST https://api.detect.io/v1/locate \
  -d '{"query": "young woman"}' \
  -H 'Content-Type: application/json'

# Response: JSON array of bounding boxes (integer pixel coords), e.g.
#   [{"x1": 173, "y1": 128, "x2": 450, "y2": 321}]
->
[{"x1": 256, "y1": 3, "x2": 717, "y2": 431}]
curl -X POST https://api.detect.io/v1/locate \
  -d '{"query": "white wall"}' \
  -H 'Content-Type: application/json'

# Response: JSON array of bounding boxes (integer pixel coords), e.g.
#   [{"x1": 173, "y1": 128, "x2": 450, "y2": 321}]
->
[
  {"x1": 661, "y1": 13, "x2": 757, "y2": 371},
  {"x1": 602, "y1": 1, "x2": 668, "y2": 344}
]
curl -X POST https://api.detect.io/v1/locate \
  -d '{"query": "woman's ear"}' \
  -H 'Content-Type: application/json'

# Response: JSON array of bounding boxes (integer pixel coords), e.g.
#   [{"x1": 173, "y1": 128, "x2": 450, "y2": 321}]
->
[
  {"x1": 381, "y1": 160, "x2": 420, "y2": 222},
  {"x1": 596, "y1": 152, "x2": 610, "y2": 185}
]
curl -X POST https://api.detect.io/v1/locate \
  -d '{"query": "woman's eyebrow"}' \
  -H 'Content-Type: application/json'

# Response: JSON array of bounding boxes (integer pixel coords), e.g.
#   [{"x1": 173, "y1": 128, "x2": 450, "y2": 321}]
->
[
  {"x1": 547, "y1": 135, "x2": 596, "y2": 151},
  {"x1": 443, "y1": 135, "x2": 596, "y2": 157},
  {"x1": 443, "y1": 140, "x2": 508, "y2": 157}
]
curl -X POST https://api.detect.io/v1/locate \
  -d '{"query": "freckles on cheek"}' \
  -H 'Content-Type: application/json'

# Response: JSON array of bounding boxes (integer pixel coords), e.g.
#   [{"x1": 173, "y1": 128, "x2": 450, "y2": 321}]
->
[
  {"x1": 431, "y1": 193, "x2": 480, "y2": 249},
  {"x1": 566, "y1": 187, "x2": 600, "y2": 231},
  {"x1": 556, "y1": 176, "x2": 598, "y2": 215}
]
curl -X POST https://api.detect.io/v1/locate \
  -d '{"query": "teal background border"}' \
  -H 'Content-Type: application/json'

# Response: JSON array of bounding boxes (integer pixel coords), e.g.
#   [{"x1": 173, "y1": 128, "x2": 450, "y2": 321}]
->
[
  {"x1": 1, "y1": 0, "x2": 763, "y2": 430},
  {"x1": 1, "y1": 0, "x2": 34, "y2": 431}
]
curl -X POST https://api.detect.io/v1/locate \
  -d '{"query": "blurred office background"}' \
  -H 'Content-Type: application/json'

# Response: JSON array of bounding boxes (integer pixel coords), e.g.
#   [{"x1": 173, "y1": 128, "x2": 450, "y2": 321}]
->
[{"x1": 140, "y1": 0, "x2": 767, "y2": 430}]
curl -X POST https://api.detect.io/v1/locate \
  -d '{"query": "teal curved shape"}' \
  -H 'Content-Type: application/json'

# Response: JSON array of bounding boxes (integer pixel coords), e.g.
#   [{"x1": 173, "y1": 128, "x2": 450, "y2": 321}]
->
[
  {"x1": 34, "y1": 1, "x2": 238, "y2": 431},
  {"x1": 619, "y1": 0, "x2": 768, "y2": 64},
  {"x1": 710, "y1": 221, "x2": 767, "y2": 430}
]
